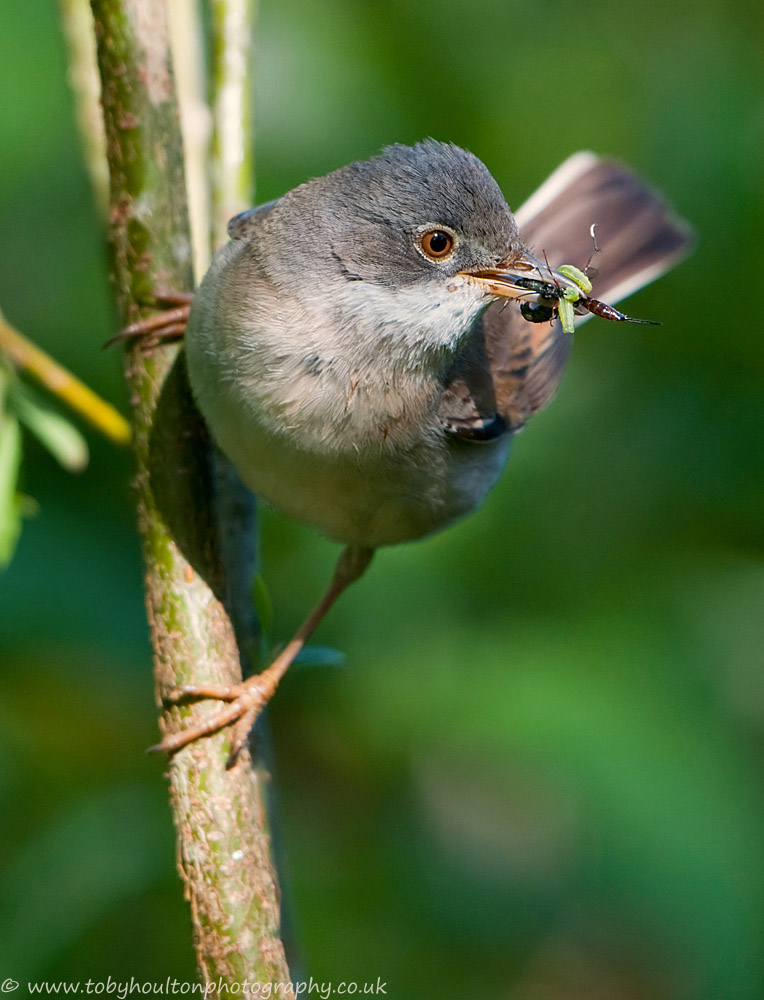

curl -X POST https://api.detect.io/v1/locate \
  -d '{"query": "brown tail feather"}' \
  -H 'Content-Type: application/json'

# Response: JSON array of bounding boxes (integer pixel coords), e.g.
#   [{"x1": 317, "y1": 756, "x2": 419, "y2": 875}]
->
[{"x1": 441, "y1": 154, "x2": 693, "y2": 438}]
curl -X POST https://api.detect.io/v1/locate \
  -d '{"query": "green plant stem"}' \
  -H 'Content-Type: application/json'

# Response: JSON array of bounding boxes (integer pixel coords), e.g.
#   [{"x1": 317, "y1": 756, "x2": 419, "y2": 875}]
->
[
  {"x1": 86, "y1": 0, "x2": 289, "y2": 990},
  {"x1": 168, "y1": 0, "x2": 212, "y2": 280},
  {"x1": 57, "y1": 0, "x2": 110, "y2": 217},
  {"x1": 210, "y1": 0, "x2": 256, "y2": 245},
  {"x1": 0, "y1": 305, "x2": 130, "y2": 446}
]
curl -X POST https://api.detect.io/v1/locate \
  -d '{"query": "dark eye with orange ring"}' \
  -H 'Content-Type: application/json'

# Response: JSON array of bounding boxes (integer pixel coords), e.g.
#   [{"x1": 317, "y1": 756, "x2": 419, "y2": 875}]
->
[{"x1": 419, "y1": 229, "x2": 455, "y2": 261}]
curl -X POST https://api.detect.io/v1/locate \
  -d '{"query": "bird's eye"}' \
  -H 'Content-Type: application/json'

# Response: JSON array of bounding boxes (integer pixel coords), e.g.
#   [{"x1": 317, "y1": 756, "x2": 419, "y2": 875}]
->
[{"x1": 419, "y1": 228, "x2": 456, "y2": 261}]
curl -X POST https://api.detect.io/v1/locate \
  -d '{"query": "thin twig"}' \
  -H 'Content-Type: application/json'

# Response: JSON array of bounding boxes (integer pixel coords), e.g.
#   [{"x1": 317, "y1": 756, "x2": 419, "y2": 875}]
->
[
  {"x1": 57, "y1": 0, "x2": 110, "y2": 217},
  {"x1": 168, "y1": 0, "x2": 213, "y2": 280},
  {"x1": 210, "y1": 0, "x2": 257, "y2": 246}
]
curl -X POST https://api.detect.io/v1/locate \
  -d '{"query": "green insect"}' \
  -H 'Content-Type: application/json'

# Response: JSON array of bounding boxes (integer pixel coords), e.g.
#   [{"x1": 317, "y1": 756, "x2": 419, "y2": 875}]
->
[
  {"x1": 557, "y1": 263, "x2": 592, "y2": 295},
  {"x1": 555, "y1": 264, "x2": 591, "y2": 334}
]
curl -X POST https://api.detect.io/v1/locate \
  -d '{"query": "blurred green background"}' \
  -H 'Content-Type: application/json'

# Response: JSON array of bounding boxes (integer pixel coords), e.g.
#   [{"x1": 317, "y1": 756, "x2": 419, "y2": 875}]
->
[{"x1": 2, "y1": 0, "x2": 763, "y2": 997}]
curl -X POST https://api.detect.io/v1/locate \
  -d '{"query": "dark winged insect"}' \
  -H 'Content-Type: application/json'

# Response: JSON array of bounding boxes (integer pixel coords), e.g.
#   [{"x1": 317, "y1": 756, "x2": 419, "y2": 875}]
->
[{"x1": 513, "y1": 240, "x2": 660, "y2": 334}]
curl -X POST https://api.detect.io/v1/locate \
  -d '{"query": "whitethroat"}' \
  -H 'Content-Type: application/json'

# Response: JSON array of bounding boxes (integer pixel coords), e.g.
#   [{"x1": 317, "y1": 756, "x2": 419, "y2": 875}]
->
[{"x1": 121, "y1": 141, "x2": 692, "y2": 763}]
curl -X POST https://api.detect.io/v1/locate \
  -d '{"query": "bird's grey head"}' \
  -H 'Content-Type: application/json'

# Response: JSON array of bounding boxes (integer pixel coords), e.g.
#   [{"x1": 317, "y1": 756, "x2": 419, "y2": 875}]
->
[
  {"x1": 267, "y1": 140, "x2": 524, "y2": 288},
  {"x1": 258, "y1": 141, "x2": 536, "y2": 365}
]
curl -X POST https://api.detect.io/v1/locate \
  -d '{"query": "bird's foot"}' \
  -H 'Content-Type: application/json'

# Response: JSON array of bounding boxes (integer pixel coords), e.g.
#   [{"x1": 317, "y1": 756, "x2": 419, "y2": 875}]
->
[
  {"x1": 151, "y1": 656, "x2": 285, "y2": 767},
  {"x1": 105, "y1": 289, "x2": 193, "y2": 351},
  {"x1": 151, "y1": 546, "x2": 373, "y2": 768}
]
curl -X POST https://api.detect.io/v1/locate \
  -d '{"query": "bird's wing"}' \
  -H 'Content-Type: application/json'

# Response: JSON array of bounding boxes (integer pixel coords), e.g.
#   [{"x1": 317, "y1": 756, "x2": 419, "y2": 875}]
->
[
  {"x1": 441, "y1": 153, "x2": 694, "y2": 438},
  {"x1": 227, "y1": 200, "x2": 278, "y2": 240}
]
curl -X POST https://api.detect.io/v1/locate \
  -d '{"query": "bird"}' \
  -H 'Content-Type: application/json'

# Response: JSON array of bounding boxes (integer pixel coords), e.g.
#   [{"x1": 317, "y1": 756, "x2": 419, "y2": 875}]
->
[{"x1": 141, "y1": 140, "x2": 692, "y2": 761}]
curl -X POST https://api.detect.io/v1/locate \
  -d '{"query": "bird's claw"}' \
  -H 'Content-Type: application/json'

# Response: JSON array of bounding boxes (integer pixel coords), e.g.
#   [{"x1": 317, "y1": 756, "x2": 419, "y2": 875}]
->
[
  {"x1": 105, "y1": 289, "x2": 193, "y2": 351},
  {"x1": 150, "y1": 674, "x2": 274, "y2": 768}
]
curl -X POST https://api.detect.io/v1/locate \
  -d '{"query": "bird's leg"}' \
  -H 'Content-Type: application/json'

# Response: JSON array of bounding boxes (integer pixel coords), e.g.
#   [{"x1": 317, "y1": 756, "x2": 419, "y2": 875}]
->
[
  {"x1": 105, "y1": 289, "x2": 194, "y2": 350},
  {"x1": 153, "y1": 544, "x2": 375, "y2": 766}
]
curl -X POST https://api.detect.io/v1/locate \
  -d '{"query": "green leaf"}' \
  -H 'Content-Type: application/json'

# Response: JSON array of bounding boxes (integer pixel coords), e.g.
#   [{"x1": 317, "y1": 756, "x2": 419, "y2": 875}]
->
[
  {"x1": 0, "y1": 404, "x2": 22, "y2": 566},
  {"x1": 11, "y1": 379, "x2": 89, "y2": 472},
  {"x1": 293, "y1": 645, "x2": 347, "y2": 668}
]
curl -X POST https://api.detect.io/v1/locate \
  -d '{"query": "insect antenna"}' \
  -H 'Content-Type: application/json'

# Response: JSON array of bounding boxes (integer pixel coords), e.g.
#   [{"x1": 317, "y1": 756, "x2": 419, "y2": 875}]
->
[{"x1": 583, "y1": 223, "x2": 601, "y2": 280}]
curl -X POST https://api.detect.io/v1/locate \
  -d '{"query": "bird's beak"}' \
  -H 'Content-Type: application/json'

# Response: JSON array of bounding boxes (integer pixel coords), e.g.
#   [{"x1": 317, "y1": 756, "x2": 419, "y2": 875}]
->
[{"x1": 460, "y1": 252, "x2": 577, "y2": 300}]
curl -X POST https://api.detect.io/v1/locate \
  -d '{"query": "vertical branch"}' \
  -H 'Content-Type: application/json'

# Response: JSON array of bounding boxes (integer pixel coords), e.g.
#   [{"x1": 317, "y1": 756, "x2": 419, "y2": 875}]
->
[
  {"x1": 85, "y1": 0, "x2": 290, "y2": 991},
  {"x1": 210, "y1": 0, "x2": 257, "y2": 244},
  {"x1": 168, "y1": 0, "x2": 212, "y2": 280},
  {"x1": 58, "y1": 0, "x2": 110, "y2": 216}
]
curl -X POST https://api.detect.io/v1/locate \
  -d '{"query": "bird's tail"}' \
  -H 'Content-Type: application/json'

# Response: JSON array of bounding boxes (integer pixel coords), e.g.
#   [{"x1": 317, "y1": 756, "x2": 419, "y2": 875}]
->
[{"x1": 514, "y1": 151, "x2": 694, "y2": 310}]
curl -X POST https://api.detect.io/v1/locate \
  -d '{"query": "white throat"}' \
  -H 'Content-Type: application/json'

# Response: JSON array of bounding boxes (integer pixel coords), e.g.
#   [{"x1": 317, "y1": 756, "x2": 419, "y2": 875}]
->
[{"x1": 314, "y1": 273, "x2": 489, "y2": 375}]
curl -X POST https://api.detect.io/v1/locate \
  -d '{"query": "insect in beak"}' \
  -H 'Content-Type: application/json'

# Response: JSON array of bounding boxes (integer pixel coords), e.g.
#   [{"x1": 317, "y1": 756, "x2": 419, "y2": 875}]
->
[{"x1": 466, "y1": 254, "x2": 659, "y2": 334}]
